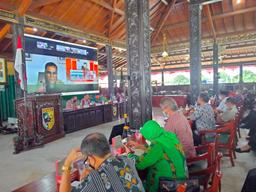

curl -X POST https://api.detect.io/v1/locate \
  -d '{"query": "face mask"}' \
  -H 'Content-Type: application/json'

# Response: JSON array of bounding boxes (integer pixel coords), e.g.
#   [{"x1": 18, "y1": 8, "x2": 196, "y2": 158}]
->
[
  {"x1": 162, "y1": 111, "x2": 169, "y2": 118},
  {"x1": 84, "y1": 156, "x2": 96, "y2": 170}
]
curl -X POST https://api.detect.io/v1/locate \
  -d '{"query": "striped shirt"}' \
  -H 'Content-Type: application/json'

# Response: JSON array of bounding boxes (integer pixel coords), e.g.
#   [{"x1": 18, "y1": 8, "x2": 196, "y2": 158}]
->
[{"x1": 72, "y1": 156, "x2": 144, "y2": 192}]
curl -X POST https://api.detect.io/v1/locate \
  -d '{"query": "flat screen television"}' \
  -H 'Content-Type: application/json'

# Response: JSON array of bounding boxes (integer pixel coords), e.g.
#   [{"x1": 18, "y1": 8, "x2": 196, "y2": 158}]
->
[{"x1": 25, "y1": 34, "x2": 99, "y2": 95}]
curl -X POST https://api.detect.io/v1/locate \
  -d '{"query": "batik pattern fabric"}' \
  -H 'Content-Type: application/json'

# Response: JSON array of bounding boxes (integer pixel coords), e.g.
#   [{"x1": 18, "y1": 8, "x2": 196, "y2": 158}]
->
[
  {"x1": 190, "y1": 103, "x2": 216, "y2": 131},
  {"x1": 129, "y1": 141, "x2": 187, "y2": 192},
  {"x1": 72, "y1": 156, "x2": 144, "y2": 192}
]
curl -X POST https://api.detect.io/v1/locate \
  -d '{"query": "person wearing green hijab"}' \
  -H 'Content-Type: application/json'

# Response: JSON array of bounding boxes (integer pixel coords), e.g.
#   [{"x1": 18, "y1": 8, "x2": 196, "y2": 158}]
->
[{"x1": 127, "y1": 120, "x2": 187, "y2": 192}]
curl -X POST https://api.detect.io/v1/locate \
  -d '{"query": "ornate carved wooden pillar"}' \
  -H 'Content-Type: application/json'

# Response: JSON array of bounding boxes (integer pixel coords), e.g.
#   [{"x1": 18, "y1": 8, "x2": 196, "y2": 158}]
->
[
  {"x1": 12, "y1": 17, "x2": 25, "y2": 99},
  {"x1": 161, "y1": 69, "x2": 164, "y2": 87},
  {"x1": 189, "y1": 3, "x2": 202, "y2": 104},
  {"x1": 125, "y1": 0, "x2": 152, "y2": 129},
  {"x1": 239, "y1": 64, "x2": 243, "y2": 86},
  {"x1": 213, "y1": 42, "x2": 219, "y2": 96},
  {"x1": 106, "y1": 45, "x2": 114, "y2": 99}
]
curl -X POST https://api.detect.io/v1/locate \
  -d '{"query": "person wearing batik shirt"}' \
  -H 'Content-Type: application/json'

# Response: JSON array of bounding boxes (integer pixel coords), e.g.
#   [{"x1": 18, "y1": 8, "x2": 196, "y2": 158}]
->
[
  {"x1": 126, "y1": 120, "x2": 187, "y2": 192},
  {"x1": 190, "y1": 93, "x2": 216, "y2": 132},
  {"x1": 60, "y1": 133, "x2": 144, "y2": 192}
]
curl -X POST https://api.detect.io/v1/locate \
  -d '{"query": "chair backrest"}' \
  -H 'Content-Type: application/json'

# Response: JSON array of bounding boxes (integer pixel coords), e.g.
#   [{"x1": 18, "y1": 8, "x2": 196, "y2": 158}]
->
[
  {"x1": 206, "y1": 171, "x2": 222, "y2": 192},
  {"x1": 218, "y1": 120, "x2": 236, "y2": 146},
  {"x1": 207, "y1": 143, "x2": 216, "y2": 167}
]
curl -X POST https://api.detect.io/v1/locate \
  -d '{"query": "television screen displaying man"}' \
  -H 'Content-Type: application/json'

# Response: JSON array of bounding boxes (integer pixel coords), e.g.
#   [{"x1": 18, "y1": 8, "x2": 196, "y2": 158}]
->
[{"x1": 45, "y1": 62, "x2": 63, "y2": 93}]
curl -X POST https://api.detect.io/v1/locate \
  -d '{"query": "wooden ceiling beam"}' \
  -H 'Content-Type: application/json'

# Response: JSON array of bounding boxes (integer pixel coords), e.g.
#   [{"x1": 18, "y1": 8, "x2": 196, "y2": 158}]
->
[
  {"x1": 58, "y1": 0, "x2": 77, "y2": 20},
  {"x1": 2, "y1": 40, "x2": 12, "y2": 52},
  {"x1": 189, "y1": 0, "x2": 222, "y2": 5},
  {"x1": 0, "y1": 51, "x2": 13, "y2": 61},
  {"x1": 108, "y1": 0, "x2": 117, "y2": 37},
  {"x1": 0, "y1": 2, "x2": 17, "y2": 11},
  {"x1": 164, "y1": 6, "x2": 256, "y2": 31},
  {"x1": 109, "y1": 16, "x2": 125, "y2": 37},
  {"x1": 151, "y1": 61, "x2": 256, "y2": 72},
  {"x1": 152, "y1": 54, "x2": 256, "y2": 66},
  {"x1": 152, "y1": 0, "x2": 177, "y2": 42},
  {"x1": 88, "y1": 0, "x2": 124, "y2": 16},
  {"x1": 0, "y1": 24, "x2": 11, "y2": 41},
  {"x1": 205, "y1": 4, "x2": 216, "y2": 41},
  {"x1": 30, "y1": 0, "x2": 62, "y2": 10},
  {"x1": 16, "y1": 0, "x2": 33, "y2": 16},
  {"x1": 0, "y1": 0, "x2": 32, "y2": 41}
]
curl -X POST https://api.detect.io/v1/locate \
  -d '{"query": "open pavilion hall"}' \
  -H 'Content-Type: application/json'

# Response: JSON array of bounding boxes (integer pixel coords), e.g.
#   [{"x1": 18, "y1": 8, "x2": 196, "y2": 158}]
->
[{"x1": 0, "y1": 0, "x2": 256, "y2": 192}]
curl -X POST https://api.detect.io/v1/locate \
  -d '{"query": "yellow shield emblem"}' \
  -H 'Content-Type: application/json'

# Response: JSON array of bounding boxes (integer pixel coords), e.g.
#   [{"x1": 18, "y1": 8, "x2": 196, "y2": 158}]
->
[{"x1": 42, "y1": 107, "x2": 55, "y2": 130}]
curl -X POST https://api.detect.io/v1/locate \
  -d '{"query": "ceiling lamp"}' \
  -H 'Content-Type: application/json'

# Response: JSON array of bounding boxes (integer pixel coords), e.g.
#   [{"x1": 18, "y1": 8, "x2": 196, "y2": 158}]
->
[
  {"x1": 32, "y1": 27, "x2": 38, "y2": 32},
  {"x1": 161, "y1": 33, "x2": 169, "y2": 58}
]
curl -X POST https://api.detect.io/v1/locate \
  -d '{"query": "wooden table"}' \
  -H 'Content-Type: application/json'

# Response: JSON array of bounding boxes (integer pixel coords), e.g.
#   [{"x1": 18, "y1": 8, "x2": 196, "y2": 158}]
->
[{"x1": 12, "y1": 173, "x2": 56, "y2": 192}]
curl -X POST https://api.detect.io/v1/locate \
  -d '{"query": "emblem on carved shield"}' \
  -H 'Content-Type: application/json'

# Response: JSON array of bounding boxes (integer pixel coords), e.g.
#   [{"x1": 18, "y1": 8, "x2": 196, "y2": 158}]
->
[
  {"x1": 113, "y1": 106, "x2": 117, "y2": 117},
  {"x1": 42, "y1": 107, "x2": 55, "y2": 130}
]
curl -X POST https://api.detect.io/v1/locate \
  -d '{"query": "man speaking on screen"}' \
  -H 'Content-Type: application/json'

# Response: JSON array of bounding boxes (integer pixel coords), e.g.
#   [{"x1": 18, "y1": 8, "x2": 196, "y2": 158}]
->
[{"x1": 45, "y1": 62, "x2": 63, "y2": 93}]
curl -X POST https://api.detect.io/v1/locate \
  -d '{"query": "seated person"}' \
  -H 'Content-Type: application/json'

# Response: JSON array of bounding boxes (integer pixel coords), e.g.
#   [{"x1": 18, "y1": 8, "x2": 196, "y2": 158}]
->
[
  {"x1": 60, "y1": 133, "x2": 144, "y2": 192},
  {"x1": 241, "y1": 168, "x2": 256, "y2": 192},
  {"x1": 126, "y1": 120, "x2": 187, "y2": 192},
  {"x1": 66, "y1": 97, "x2": 78, "y2": 110},
  {"x1": 190, "y1": 93, "x2": 216, "y2": 132},
  {"x1": 215, "y1": 90, "x2": 229, "y2": 113},
  {"x1": 160, "y1": 97, "x2": 196, "y2": 158},
  {"x1": 240, "y1": 101, "x2": 256, "y2": 139},
  {"x1": 236, "y1": 132, "x2": 256, "y2": 153},
  {"x1": 216, "y1": 97, "x2": 238, "y2": 124},
  {"x1": 80, "y1": 95, "x2": 90, "y2": 107}
]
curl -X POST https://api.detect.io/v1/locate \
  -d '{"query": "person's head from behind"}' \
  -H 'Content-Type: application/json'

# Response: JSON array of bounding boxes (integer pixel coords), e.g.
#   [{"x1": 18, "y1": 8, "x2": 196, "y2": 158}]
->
[
  {"x1": 140, "y1": 120, "x2": 164, "y2": 141},
  {"x1": 80, "y1": 133, "x2": 110, "y2": 169},
  {"x1": 45, "y1": 62, "x2": 57, "y2": 84},
  {"x1": 197, "y1": 93, "x2": 209, "y2": 106},
  {"x1": 219, "y1": 90, "x2": 229, "y2": 100},
  {"x1": 160, "y1": 97, "x2": 178, "y2": 116},
  {"x1": 225, "y1": 97, "x2": 236, "y2": 109}
]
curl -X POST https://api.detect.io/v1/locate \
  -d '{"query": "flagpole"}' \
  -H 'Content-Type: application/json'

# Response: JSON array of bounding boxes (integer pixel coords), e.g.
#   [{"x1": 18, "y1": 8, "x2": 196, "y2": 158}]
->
[{"x1": 21, "y1": 39, "x2": 29, "y2": 149}]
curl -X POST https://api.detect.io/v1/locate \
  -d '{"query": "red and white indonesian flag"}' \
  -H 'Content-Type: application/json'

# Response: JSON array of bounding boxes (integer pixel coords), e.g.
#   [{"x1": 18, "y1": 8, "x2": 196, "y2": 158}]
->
[{"x1": 14, "y1": 36, "x2": 27, "y2": 90}]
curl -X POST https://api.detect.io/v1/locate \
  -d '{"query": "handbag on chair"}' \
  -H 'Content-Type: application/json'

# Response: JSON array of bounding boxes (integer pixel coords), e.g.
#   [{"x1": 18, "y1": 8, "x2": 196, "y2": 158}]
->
[{"x1": 159, "y1": 178, "x2": 200, "y2": 192}]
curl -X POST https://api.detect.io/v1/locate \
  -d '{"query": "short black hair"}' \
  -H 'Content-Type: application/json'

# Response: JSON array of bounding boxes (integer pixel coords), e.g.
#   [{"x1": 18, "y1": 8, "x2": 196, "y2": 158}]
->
[
  {"x1": 80, "y1": 133, "x2": 110, "y2": 158},
  {"x1": 199, "y1": 93, "x2": 209, "y2": 103},
  {"x1": 226, "y1": 97, "x2": 236, "y2": 104},
  {"x1": 219, "y1": 90, "x2": 229, "y2": 97},
  {"x1": 45, "y1": 62, "x2": 57, "y2": 70}
]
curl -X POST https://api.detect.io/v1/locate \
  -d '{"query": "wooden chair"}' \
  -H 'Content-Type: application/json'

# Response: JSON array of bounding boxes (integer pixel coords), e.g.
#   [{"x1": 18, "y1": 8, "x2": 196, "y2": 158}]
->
[
  {"x1": 187, "y1": 143, "x2": 217, "y2": 190},
  {"x1": 200, "y1": 120, "x2": 236, "y2": 167},
  {"x1": 236, "y1": 106, "x2": 245, "y2": 139},
  {"x1": 205, "y1": 171, "x2": 222, "y2": 192}
]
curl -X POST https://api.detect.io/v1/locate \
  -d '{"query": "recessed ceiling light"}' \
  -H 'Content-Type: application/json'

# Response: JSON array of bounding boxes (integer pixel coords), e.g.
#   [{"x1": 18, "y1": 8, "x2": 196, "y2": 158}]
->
[
  {"x1": 32, "y1": 27, "x2": 38, "y2": 32},
  {"x1": 161, "y1": 0, "x2": 168, "y2": 5},
  {"x1": 236, "y1": 0, "x2": 241, "y2": 4},
  {"x1": 83, "y1": 40, "x2": 86, "y2": 43}
]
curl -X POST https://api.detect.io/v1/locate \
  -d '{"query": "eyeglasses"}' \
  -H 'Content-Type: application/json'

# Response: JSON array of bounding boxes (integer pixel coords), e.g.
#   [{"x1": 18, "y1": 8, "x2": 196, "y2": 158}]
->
[{"x1": 46, "y1": 71, "x2": 57, "y2": 75}]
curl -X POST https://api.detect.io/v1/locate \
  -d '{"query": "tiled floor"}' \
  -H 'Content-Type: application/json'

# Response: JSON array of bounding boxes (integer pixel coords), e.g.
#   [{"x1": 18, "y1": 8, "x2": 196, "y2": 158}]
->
[
  {"x1": 0, "y1": 109, "x2": 255, "y2": 191},
  {"x1": 0, "y1": 119, "x2": 122, "y2": 191}
]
